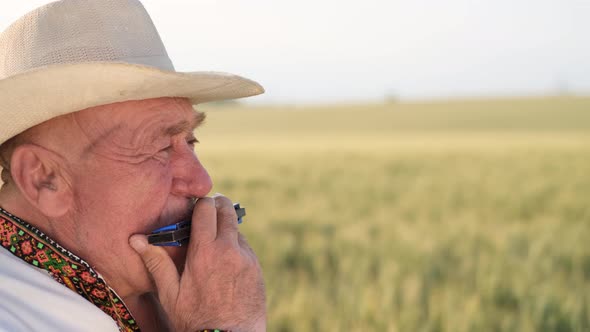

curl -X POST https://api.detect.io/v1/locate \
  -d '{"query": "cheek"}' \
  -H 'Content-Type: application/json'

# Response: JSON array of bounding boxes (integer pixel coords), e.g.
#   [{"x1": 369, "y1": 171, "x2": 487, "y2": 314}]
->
[
  {"x1": 74, "y1": 162, "x2": 174, "y2": 229},
  {"x1": 128, "y1": 164, "x2": 172, "y2": 197},
  {"x1": 119, "y1": 165, "x2": 174, "y2": 220}
]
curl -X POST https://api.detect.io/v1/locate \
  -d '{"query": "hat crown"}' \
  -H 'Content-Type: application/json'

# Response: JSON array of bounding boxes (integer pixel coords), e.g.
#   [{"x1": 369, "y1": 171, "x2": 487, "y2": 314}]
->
[{"x1": 0, "y1": 0, "x2": 174, "y2": 80}]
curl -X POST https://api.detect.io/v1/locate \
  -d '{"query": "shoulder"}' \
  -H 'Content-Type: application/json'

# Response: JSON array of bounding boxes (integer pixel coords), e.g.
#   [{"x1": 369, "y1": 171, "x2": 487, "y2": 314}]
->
[{"x1": 0, "y1": 248, "x2": 118, "y2": 332}]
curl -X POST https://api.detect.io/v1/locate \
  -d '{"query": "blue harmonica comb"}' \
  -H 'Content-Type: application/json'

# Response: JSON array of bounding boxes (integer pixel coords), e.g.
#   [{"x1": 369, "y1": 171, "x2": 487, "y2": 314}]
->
[{"x1": 147, "y1": 203, "x2": 245, "y2": 246}]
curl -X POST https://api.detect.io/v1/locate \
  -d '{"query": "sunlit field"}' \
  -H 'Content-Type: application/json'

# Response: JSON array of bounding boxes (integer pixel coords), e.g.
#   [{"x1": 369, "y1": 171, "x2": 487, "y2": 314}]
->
[{"x1": 197, "y1": 96, "x2": 590, "y2": 331}]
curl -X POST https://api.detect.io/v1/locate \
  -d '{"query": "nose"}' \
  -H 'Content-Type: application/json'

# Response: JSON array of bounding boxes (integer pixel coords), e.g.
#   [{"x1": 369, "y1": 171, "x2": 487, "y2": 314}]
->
[{"x1": 170, "y1": 149, "x2": 213, "y2": 198}]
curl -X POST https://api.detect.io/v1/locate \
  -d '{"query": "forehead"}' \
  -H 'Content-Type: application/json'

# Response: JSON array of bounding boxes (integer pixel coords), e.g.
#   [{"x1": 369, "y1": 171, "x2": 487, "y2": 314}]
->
[
  {"x1": 83, "y1": 97, "x2": 195, "y2": 124},
  {"x1": 74, "y1": 97, "x2": 203, "y2": 138}
]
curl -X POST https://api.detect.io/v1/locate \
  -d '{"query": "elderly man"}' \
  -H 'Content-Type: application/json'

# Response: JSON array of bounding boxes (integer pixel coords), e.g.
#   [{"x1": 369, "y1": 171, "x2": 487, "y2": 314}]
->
[{"x1": 0, "y1": 0, "x2": 265, "y2": 331}]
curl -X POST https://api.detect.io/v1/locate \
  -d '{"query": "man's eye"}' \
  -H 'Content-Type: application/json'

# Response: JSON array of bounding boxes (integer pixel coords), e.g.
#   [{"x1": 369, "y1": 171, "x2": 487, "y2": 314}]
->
[
  {"x1": 155, "y1": 145, "x2": 172, "y2": 157},
  {"x1": 150, "y1": 145, "x2": 171, "y2": 164}
]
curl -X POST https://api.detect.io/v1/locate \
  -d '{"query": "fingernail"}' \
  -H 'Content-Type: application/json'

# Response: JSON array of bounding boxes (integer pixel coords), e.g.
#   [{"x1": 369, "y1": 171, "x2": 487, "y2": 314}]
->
[
  {"x1": 129, "y1": 235, "x2": 148, "y2": 253},
  {"x1": 213, "y1": 193, "x2": 224, "y2": 207}
]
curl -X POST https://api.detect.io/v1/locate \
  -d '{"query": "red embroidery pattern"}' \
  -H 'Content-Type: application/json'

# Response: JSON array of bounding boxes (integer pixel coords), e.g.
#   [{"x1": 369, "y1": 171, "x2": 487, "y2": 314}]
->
[{"x1": 0, "y1": 208, "x2": 140, "y2": 332}]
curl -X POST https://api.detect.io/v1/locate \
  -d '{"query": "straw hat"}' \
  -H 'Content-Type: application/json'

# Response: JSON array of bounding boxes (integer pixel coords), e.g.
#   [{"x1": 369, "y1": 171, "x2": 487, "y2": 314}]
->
[{"x1": 0, "y1": 0, "x2": 264, "y2": 145}]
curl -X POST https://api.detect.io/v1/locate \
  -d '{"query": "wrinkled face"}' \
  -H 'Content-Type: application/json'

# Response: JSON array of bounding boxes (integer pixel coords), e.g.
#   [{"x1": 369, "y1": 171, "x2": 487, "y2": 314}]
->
[{"x1": 61, "y1": 97, "x2": 212, "y2": 295}]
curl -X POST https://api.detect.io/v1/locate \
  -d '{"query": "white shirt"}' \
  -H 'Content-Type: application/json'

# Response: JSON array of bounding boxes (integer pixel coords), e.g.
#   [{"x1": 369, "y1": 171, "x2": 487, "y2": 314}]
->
[{"x1": 0, "y1": 247, "x2": 119, "y2": 331}]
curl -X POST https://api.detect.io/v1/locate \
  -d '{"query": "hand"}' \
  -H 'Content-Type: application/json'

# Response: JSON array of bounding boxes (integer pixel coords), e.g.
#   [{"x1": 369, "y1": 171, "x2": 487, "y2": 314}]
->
[{"x1": 129, "y1": 195, "x2": 266, "y2": 332}]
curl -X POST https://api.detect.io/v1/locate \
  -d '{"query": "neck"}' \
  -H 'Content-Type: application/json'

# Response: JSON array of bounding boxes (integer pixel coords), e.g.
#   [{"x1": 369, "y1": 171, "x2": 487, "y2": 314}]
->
[{"x1": 0, "y1": 204, "x2": 145, "y2": 331}]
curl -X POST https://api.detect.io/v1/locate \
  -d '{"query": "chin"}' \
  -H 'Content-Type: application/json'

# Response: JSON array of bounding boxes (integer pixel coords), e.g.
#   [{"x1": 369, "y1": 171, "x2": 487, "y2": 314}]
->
[{"x1": 163, "y1": 246, "x2": 188, "y2": 273}]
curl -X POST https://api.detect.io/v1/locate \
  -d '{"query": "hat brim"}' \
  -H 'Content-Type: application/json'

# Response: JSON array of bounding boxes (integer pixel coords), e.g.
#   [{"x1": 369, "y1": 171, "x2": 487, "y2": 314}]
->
[{"x1": 0, "y1": 62, "x2": 264, "y2": 145}]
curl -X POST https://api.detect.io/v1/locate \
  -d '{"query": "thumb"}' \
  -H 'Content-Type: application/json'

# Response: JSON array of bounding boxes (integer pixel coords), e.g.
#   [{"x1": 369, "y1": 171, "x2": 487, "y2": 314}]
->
[{"x1": 129, "y1": 234, "x2": 180, "y2": 306}]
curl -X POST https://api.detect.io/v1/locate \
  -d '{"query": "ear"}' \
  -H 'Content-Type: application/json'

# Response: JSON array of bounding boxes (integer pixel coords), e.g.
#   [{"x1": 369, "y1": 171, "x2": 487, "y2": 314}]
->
[{"x1": 9, "y1": 144, "x2": 73, "y2": 218}]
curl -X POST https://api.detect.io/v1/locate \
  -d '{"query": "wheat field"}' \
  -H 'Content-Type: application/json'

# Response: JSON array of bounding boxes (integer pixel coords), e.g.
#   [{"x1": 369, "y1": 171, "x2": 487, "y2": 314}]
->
[{"x1": 196, "y1": 96, "x2": 590, "y2": 331}]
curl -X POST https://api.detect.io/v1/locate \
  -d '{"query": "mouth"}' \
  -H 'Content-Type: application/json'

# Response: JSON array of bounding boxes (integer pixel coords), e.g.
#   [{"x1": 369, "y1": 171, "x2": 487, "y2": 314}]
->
[{"x1": 151, "y1": 198, "x2": 197, "y2": 233}]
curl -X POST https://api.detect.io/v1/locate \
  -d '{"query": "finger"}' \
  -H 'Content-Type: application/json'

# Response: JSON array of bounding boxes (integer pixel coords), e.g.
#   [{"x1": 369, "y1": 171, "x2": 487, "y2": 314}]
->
[
  {"x1": 190, "y1": 197, "x2": 217, "y2": 246},
  {"x1": 238, "y1": 232, "x2": 255, "y2": 256},
  {"x1": 214, "y1": 194, "x2": 238, "y2": 244},
  {"x1": 129, "y1": 234, "x2": 180, "y2": 306}
]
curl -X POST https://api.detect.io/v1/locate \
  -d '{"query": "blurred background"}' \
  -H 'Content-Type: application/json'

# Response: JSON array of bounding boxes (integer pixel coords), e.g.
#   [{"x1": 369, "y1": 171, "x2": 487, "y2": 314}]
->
[{"x1": 2, "y1": 1, "x2": 590, "y2": 331}]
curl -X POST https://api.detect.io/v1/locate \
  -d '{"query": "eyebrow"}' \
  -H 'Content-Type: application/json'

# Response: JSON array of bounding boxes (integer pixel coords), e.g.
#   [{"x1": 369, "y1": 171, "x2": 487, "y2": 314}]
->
[{"x1": 163, "y1": 111, "x2": 206, "y2": 136}]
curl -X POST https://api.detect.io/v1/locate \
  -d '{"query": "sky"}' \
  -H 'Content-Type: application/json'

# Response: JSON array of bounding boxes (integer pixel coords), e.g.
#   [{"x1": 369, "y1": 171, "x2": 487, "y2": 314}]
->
[{"x1": 1, "y1": 0, "x2": 589, "y2": 104}]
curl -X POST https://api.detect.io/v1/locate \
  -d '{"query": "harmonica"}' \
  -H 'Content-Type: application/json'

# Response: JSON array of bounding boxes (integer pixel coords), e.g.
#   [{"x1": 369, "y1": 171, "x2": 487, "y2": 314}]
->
[{"x1": 147, "y1": 203, "x2": 245, "y2": 246}]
